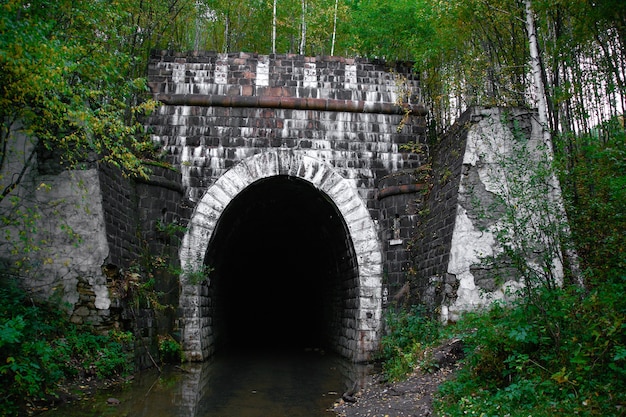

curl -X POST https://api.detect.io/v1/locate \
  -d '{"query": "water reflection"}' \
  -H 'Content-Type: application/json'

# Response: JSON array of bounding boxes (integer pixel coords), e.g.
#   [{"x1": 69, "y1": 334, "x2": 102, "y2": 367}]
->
[{"x1": 42, "y1": 348, "x2": 373, "y2": 417}]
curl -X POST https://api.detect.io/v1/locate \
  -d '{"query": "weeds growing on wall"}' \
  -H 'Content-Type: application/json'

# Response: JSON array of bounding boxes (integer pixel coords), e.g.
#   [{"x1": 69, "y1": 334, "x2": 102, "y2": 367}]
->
[
  {"x1": 123, "y1": 218, "x2": 211, "y2": 365},
  {"x1": 469, "y1": 113, "x2": 573, "y2": 294},
  {"x1": 0, "y1": 277, "x2": 134, "y2": 416},
  {"x1": 158, "y1": 334, "x2": 184, "y2": 364}
]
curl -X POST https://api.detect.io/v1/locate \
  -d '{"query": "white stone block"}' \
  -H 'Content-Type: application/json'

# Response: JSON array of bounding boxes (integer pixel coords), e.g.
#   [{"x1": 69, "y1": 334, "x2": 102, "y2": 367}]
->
[
  {"x1": 208, "y1": 183, "x2": 234, "y2": 209},
  {"x1": 344, "y1": 64, "x2": 357, "y2": 87},
  {"x1": 256, "y1": 61, "x2": 269, "y2": 87},
  {"x1": 304, "y1": 63, "x2": 317, "y2": 88},
  {"x1": 215, "y1": 64, "x2": 228, "y2": 85}
]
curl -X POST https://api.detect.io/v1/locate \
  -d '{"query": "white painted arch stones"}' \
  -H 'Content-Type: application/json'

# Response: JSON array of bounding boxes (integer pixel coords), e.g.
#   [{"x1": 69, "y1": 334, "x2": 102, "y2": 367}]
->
[{"x1": 178, "y1": 149, "x2": 383, "y2": 362}]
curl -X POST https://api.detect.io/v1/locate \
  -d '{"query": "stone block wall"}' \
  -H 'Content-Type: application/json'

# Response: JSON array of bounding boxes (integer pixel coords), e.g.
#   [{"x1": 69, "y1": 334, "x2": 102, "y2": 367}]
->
[
  {"x1": 405, "y1": 107, "x2": 566, "y2": 322},
  {"x1": 146, "y1": 50, "x2": 427, "y2": 208},
  {"x1": 98, "y1": 163, "x2": 191, "y2": 368},
  {"x1": 148, "y1": 51, "x2": 421, "y2": 104},
  {"x1": 2, "y1": 50, "x2": 565, "y2": 369},
  {"x1": 409, "y1": 110, "x2": 472, "y2": 311},
  {"x1": 146, "y1": 51, "x2": 428, "y2": 361},
  {"x1": 98, "y1": 164, "x2": 142, "y2": 268},
  {"x1": 441, "y1": 107, "x2": 566, "y2": 321},
  {"x1": 377, "y1": 170, "x2": 430, "y2": 305},
  {"x1": 3, "y1": 47, "x2": 567, "y2": 367}
]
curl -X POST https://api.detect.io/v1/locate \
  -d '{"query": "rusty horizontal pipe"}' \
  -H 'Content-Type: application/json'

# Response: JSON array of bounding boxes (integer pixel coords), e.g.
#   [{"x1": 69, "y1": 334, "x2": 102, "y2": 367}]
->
[
  {"x1": 377, "y1": 183, "x2": 429, "y2": 200},
  {"x1": 156, "y1": 93, "x2": 427, "y2": 116}
]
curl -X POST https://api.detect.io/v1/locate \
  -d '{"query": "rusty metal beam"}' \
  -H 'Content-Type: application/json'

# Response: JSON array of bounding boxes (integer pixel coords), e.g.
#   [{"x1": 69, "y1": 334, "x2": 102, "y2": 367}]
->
[
  {"x1": 377, "y1": 183, "x2": 429, "y2": 200},
  {"x1": 156, "y1": 93, "x2": 427, "y2": 116}
]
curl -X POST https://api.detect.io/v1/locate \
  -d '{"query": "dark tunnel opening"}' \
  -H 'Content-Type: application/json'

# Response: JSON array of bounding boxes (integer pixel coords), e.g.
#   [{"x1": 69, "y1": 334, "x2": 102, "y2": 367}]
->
[{"x1": 205, "y1": 176, "x2": 354, "y2": 354}]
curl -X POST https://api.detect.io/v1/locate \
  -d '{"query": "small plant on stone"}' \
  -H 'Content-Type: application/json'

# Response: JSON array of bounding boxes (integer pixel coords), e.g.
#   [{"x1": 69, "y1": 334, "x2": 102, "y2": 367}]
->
[
  {"x1": 393, "y1": 72, "x2": 413, "y2": 133},
  {"x1": 155, "y1": 218, "x2": 187, "y2": 245},
  {"x1": 181, "y1": 262, "x2": 214, "y2": 286},
  {"x1": 439, "y1": 167, "x2": 453, "y2": 184},
  {"x1": 158, "y1": 334, "x2": 184, "y2": 364}
]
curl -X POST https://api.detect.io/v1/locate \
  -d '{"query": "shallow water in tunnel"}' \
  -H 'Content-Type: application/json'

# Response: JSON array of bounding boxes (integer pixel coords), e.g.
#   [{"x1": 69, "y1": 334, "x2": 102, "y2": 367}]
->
[
  {"x1": 206, "y1": 175, "x2": 355, "y2": 353},
  {"x1": 40, "y1": 177, "x2": 372, "y2": 417},
  {"x1": 41, "y1": 349, "x2": 374, "y2": 417}
]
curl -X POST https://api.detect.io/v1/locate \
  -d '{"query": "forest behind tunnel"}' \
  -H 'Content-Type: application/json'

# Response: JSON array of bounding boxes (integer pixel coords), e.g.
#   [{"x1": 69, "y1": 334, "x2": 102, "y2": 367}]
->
[{"x1": 205, "y1": 176, "x2": 358, "y2": 354}]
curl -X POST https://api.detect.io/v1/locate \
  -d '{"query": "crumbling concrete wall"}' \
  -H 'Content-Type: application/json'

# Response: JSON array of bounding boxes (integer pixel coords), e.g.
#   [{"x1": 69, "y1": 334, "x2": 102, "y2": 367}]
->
[
  {"x1": 440, "y1": 107, "x2": 564, "y2": 322},
  {"x1": 0, "y1": 127, "x2": 187, "y2": 368},
  {"x1": 0, "y1": 127, "x2": 114, "y2": 327}
]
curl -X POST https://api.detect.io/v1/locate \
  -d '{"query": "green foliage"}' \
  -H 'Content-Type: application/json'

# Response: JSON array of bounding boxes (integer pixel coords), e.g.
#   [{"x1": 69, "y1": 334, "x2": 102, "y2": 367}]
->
[
  {"x1": 155, "y1": 219, "x2": 187, "y2": 239},
  {"x1": 59, "y1": 328, "x2": 134, "y2": 379},
  {"x1": 436, "y1": 282, "x2": 626, "y2": 416},
  {"x1": 192, "y1": 0, "x2": 352, "y2": 55},
  {"x1": 379, "y1": 306, "x2": 443, "y2": 381},
  {"x1": 158, "y1": 335, "x2": 184, "y2": 364},
  {"x1": 183, "y1": 263, "x2": 214, "y2": 286},
  {"x1": 347, "y1": 0, "x2": 422, "y2": 60},
  {"x1": 0, "y1": 277, "x2": 134, "y2": 416},
  {"x1": 556, "y1": 121, "x2": 626, "y2": 286},
  {"x1": 0, "y1": 0, "x2": 161, "y2": 184},
  {"x1": 433, "y1": 123, "x2": 626, "y2": 416}
]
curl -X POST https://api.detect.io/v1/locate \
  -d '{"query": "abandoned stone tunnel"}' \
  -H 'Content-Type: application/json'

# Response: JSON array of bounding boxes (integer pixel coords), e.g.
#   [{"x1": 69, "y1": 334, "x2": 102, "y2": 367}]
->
[
  {"x1": 8, "y1": 51, "x2": 565, "y2": 367},
  {"x1": 205, "y1": 176, "x2": 355, "y2": 353}
]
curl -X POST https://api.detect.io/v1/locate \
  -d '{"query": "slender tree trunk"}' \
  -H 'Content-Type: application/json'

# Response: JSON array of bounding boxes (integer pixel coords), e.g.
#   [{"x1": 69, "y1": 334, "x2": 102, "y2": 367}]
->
[
  {"x1": 525, "y1": 0, "x2": 550, "y2": 138},
  {"x1": 299, "y1": 0, "x2": 306, "y2": 54},
  {"x1": 596, "y1": 32, "x2": 626, "y2": 115},
  {"x1": 331, "y1": 0, "x2": 338, "y2": 56},
  {"x1": 546, "y1": 8, "x2": 563, "y2": 134},
  {"x1": 524, "y1": 0, "x2": 583, "y2": 287},
  {"x1": 223, "y1": 13, "x2": 230, "y2": 53},
  {"x1": 194, "y1": 3, "x2": 201, "y2": 52},
  {"x1": 272, "y1": 0, "x2": 277, "y2": 54}
]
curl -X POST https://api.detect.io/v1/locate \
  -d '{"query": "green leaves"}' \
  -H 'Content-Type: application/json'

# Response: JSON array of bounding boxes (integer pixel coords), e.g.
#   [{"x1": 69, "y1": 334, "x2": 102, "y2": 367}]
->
[
  {"x1": 0, "y1": 278, "x2": 134, "y2": 415},
  {"x1": 507, "y1": 325, "x2": 539, "y2": 344},
  {"x1": 379, "y1": 305, "x2": 443, "y2": 381},
  {"x1": 0, "y1": 315, "x2": 25, "y2": 348},
  {"x1": 1, "y1": 0, "x2": 161, "y2": 186},
  {"x1": 558, "y1": 122, "x2": 626, "y2": 285},
  {"x1": 347, "y1": 0, "x2": 420, "y2": 60},
  {"x1": 436, "y1": 280, "x2": 626, "y2": 416}
]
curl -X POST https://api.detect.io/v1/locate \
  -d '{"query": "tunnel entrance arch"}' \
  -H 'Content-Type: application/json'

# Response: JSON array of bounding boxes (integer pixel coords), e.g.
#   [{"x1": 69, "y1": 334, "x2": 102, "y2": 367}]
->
[{"x1": 179, "y1": 149, "x2": 383, "y2": 362}]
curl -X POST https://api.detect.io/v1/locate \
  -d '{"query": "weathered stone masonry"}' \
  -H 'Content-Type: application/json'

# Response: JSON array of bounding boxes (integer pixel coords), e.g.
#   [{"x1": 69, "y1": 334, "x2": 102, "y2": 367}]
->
[
  {"x1": 133, "y1": 52, "x2": 565, "y2": 363},
  {"x1": 2, "y1": 50, "x2": 567, "y2": 367},
  {"x1": 144, "y1": 51, "x2": 429, "y2": 362},
  {"x1": 98, "y1": 163, "x2": 190, "y2": 369}
]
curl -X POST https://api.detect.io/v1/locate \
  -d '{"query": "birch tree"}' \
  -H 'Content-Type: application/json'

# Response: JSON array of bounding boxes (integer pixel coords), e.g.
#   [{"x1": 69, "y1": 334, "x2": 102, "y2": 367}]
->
[
  {"x1": 524, "y1": 0, "x2": 549, "y2": 139},
  {"x1": 299, "y1": 0, "x2": 307, "y2": 54},
  {"x1": 272, "y1": 0, "x2": 277, "y2": 53},
  {"x1": 524, "y1": 0, "x2": 583, "y2": 285},
  {"x1": 331, "y1": 0, "x2": 339, "y2": 55}
]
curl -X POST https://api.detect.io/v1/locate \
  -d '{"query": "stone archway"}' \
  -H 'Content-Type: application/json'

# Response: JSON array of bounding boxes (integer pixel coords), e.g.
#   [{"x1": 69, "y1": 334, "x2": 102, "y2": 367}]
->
[{"x1": 178, "y1": 149, "x2": 383, "y2": 362}]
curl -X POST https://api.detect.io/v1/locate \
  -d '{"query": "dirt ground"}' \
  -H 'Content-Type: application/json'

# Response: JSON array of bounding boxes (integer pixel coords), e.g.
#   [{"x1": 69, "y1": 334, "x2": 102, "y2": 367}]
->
[{"x1": 333, "y1": 339, "x2": 464, "y2": 417}]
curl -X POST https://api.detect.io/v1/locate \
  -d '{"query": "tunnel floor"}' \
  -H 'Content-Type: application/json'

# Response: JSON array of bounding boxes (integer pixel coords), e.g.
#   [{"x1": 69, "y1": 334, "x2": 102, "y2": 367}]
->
[{"x1": 205, "y1": 176, "x2": 352, "y2": 353}]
